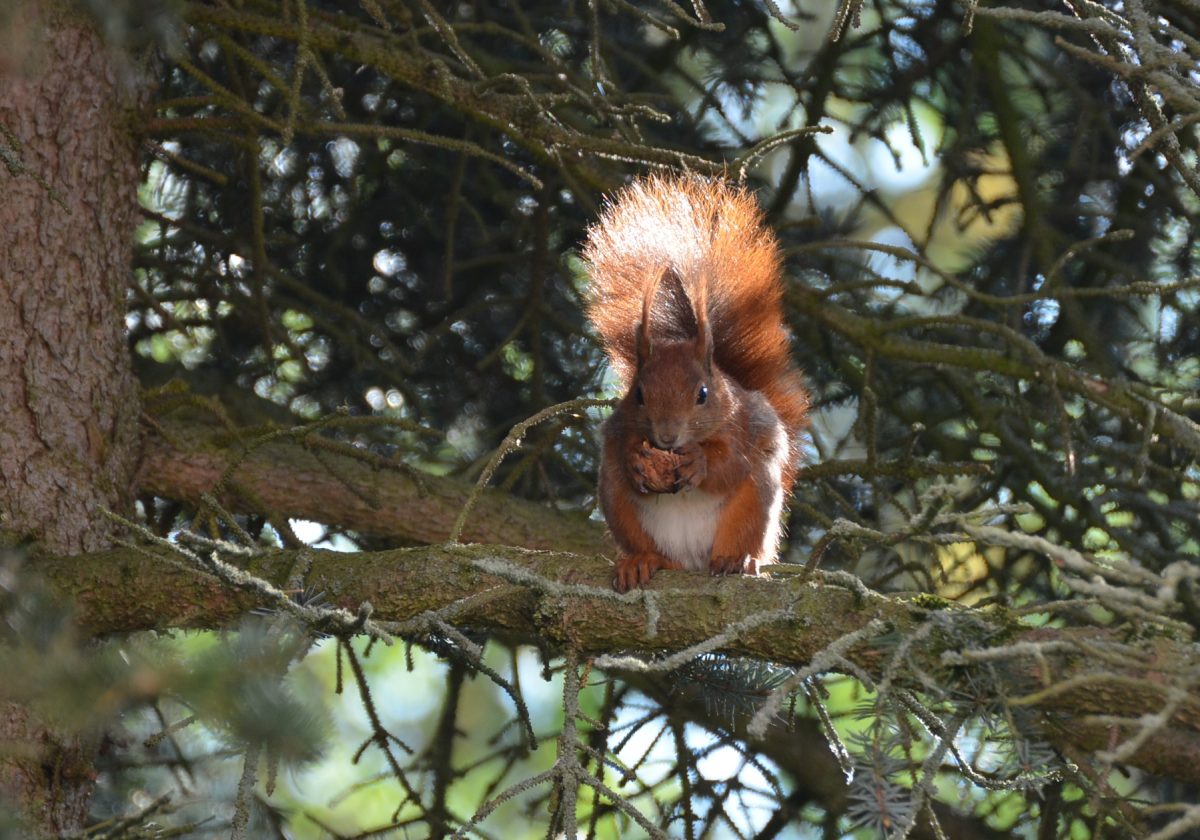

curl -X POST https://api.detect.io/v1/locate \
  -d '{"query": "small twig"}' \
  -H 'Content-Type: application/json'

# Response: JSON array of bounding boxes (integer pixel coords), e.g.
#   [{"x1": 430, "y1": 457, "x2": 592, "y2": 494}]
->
[
  {"x1": 449, "y1": 398, "x2": 612, "y2": 542},
  {"x1": 747, "y1": 619, "x2": 886, "y2": 738}
]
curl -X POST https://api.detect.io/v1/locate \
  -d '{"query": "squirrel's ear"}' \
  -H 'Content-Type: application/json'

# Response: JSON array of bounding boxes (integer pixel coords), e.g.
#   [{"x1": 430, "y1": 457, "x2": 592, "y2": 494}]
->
[
  {"x1": 637, "y1": 268, "x2": 664, "y2": 367},
  {"x1": 636, "y1": 318, "x2": 652, "y2": 367},
  {"x1": 692, "y1": 279, "x2": 713, "y2": 372},
  {"x1": 640, "y1": 266, "x2": 703, "y2": 366},
  {"x1": 657, "y1": 267, "x2": 700, "y2": 340}
]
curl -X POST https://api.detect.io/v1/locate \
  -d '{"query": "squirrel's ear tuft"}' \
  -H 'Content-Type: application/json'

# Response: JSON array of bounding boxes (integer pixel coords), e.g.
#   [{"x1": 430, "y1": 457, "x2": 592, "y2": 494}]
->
[
  {"x1": 636, "y1": 318, "x2": 652, "y2": 367},
  {"x1": 692, "y1": 283, "x2": 713, "y2": 372},
  {"x1": 696, "y1": 308, "x2": 713, "y2": 372},
  {"x1": 637, "y1": 267, "x2": 664, "y2": 366}
]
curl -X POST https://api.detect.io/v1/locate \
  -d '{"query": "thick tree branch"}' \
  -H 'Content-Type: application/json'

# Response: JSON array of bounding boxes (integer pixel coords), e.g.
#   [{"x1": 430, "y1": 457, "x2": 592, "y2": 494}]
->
[
  {"x1": 137, "y1": 413, "x2": 606, "y2": 554},
  {"x1": 33, "y1": 543, "x2": 1200, "y2": 785}
]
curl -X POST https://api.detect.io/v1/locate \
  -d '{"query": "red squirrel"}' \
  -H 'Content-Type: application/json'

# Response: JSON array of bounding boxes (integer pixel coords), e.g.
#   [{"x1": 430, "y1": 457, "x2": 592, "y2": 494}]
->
[{"x1": 582, "y1": 174, "x2": 810, "y2": 592}]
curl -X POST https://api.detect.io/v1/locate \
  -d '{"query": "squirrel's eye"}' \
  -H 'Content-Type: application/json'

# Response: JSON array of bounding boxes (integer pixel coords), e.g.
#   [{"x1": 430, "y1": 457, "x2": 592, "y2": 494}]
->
[
  {"x1": 697, "y1": 385, "x2": 708, "y2": 405},
  {"x1": 635, "y1": 386, "x2": 645, "y2": 405}
]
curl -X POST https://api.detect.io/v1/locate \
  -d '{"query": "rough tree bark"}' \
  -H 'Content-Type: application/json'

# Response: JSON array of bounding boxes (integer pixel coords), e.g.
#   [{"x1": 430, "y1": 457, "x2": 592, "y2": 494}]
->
[{"x1": 0, "y1": 4, "x2": 142, "y2": 832}]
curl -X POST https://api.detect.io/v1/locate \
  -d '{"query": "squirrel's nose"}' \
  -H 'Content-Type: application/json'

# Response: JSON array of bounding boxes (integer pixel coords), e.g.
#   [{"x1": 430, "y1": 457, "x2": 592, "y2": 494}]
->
[{"x1": 653, "y1": 432, "x2": 680, "y2": 449}]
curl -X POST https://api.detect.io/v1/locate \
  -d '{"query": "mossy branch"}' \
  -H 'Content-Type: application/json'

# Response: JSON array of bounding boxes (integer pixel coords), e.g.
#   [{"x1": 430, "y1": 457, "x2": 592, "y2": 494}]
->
[{"x1": 32, "y1": 541, "x2": 1200, "y2": 785}]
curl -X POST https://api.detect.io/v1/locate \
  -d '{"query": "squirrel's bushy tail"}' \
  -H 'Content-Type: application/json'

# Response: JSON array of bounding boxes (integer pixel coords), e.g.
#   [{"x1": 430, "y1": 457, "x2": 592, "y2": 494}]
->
[{"x1": 582, "y1": 173, "x2": 809, "y2": 441}]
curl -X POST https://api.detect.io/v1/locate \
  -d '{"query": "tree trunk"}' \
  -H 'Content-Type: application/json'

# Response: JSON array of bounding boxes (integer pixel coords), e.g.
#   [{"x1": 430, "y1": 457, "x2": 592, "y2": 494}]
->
[{"x1": 0, "y1": 3, "x2": 142, "y2": 832}]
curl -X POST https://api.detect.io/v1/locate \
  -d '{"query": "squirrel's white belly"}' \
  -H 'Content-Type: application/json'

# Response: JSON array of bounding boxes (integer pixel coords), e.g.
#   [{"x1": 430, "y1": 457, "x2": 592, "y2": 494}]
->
[{"x1": 635, "y1": 490, "x2": 724, "y2": 571}]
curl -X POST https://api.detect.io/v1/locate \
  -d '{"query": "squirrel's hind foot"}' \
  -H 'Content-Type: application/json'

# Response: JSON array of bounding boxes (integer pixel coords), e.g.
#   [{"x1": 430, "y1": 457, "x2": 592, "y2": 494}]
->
[{"x1": 709, "y1": 554, "x2": 759, "y2": 577}]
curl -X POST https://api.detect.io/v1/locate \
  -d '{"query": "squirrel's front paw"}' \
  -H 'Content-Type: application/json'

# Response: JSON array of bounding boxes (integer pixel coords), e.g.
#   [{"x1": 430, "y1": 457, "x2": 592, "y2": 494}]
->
[
  {"x1": 628, "y1": 440, "x2": 682, "y2": 494},
  {"x1": 613, "y1": 552, "x2": 679, "y2": 592},
  {"x1": 671, "y1": 443, "x2": 707, "y2": 492},
  {"x1": 709, "y1": 554, "x2": 757, "y2": 577}
]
